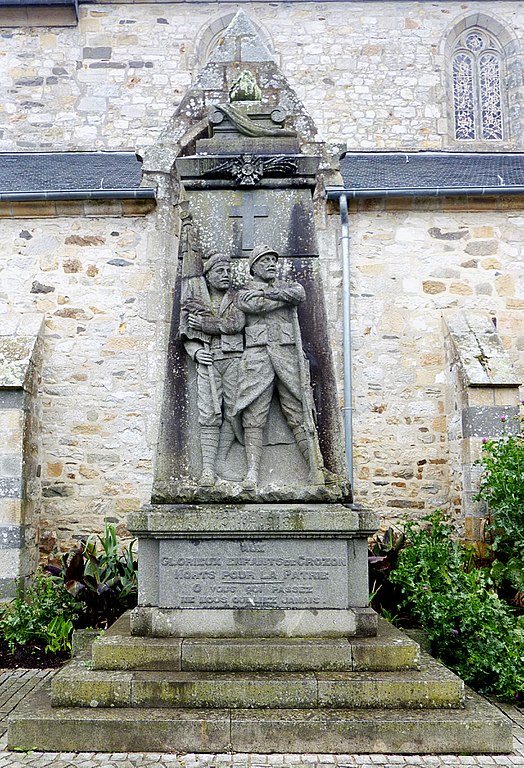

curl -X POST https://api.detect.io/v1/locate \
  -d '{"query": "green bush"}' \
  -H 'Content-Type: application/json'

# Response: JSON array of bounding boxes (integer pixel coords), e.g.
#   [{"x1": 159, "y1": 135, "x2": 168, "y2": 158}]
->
[
  {"x1": 0, "y1": 571, "x2": 80, "y2": 655},
  {"x1": 475, "y1": 422, "x2": 524, "y2": 594},
  {"x1": 389, "y1": 510, "x2": 524, "y2": 701},
  {"x1": 46, "y1": 522, "x2": 138, "y2": 629}
]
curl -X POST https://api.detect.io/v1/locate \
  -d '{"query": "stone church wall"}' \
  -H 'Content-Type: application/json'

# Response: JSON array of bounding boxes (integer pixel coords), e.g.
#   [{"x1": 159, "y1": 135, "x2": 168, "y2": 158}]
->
[
  {"x1": 1, "y1": 1, "x2": 523, "y2": 153},
  {"x1": 0, "y1": 209, "x2": 173, "y2": 555},
  {"x1": 321, "y1": 198, "x2": 524, "y2": 524},
  {"x1": 1, "y1": 196, "x2": 522, "y2": 555},
  {"x1": 1, "y1": 0, "x2": 524, "y2": 556}
]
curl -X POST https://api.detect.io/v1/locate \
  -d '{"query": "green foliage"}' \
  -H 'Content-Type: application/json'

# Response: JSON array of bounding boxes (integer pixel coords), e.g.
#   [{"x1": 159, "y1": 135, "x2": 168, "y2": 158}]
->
[
  {"x1": 46, "y1": 522, "x2": 138, "y2": 629},
  {"x1": 475, "y1": 423, "x2": 524, "y2": 594},
  {"x1": 390, "y1": 510, "x2": 524, "y2": 701},
  {"x1": 0, "y1": 571, "x2": 79, "y2": 655},
  {"x1": 368, "y1": 527, "x2": 406, "y2": 619}
]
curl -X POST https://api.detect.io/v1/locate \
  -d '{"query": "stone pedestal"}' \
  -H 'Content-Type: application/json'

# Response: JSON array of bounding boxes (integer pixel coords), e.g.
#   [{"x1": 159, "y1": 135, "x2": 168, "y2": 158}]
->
[{"x1": 128, "y1": 503, "x2": 378, "y2": 638}]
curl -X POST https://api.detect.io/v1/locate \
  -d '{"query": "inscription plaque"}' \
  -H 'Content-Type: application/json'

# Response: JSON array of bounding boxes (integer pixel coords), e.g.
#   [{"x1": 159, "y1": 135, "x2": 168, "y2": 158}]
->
[{"x1": 158, "y1": 539, "x2": 349, "y2": 609}]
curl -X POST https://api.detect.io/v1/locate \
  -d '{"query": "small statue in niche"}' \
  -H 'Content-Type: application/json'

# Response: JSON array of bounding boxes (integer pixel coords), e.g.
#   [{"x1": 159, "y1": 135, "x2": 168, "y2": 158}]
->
[
  {"x1": 229, "y1": 70, "x2": 262, "y2": 102},
  {"x1": 181, "y1": 247, "x2": 245, "y2": 486},
  {"x1": 233, "y1": 245, "x2": 325, "y2": 489}
]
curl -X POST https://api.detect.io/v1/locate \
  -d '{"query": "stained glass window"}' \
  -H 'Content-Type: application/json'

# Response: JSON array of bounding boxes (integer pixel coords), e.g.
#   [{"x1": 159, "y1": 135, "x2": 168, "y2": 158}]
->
[{"x1": 452, "y1": 29, "x2": 504, "y2": 141}]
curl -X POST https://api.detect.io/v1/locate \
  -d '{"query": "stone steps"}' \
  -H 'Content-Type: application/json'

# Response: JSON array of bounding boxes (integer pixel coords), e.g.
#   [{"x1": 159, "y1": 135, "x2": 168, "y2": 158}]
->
[
  {"x1": 7, "y1": 614, "x2": 514, "y2": 754},
  {"x1": 8, "y1": 683, "x2": 513, "y2": 754},
  {"x1": 93, "y1": 613, "x2": 421, "y2": 672},
  {"x1": 51, "y1": 655, "x2": 464, "y2": 710}
]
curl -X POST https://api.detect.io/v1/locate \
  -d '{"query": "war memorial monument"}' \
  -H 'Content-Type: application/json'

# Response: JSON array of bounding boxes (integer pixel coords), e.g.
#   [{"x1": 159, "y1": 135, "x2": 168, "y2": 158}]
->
[{"x1": 8, "y1": 12, "x2": 512, "y2": 756}]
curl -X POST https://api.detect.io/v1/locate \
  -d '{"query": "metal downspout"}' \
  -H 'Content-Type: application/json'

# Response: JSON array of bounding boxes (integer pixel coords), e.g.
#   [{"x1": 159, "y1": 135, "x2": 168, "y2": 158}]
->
[{"x1": 339, "y1": 193, "x2": 354, "y2": 494}]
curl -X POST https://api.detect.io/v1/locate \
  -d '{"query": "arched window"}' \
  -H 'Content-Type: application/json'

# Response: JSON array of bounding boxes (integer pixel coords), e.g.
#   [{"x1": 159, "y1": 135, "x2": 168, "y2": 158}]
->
[{"x1": 452, "y1": 28, "x2": 504, "y2": 141}]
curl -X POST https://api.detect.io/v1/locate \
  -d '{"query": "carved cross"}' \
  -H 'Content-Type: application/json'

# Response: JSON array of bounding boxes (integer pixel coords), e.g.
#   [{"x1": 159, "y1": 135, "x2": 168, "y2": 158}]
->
[{"x1": 229, "y1": 194, "x2": 269, "y2": 252}]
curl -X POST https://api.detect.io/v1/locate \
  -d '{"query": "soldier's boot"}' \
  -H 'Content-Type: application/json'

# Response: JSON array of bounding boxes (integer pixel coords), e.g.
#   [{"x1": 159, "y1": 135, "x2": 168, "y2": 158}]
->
[
  {"x1": 292, "y1": 425, "x2": 325, "y2": 485},
  {"x1": 243, "y1": 428, "x2": 263, "y2": 490},
  {"x1": 216, "y1": 421, "x2": 235, "y2": 476},
  {"x1": 199, "y1": 426, "x2": 220, "y2": 486}
]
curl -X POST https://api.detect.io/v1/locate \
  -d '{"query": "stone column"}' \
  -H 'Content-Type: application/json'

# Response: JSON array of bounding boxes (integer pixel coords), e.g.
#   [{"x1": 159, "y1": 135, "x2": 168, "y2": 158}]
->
[
  {"x1": 0, "y1": 314, "x2": 44, "y2": 599},
  {"x1": 444, "y1": 310, "x2": 521, "y2": 541}
]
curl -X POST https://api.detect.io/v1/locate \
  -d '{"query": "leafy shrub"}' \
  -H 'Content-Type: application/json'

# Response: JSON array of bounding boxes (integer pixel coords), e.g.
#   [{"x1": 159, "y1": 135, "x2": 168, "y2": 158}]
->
[
  {"x1": 46, "y1": 522, "x2": 138, "y2": 629},
  {"x1": 0, "y1": 571, "x2": 80, "y2": 655},
  {"x1": 368, "y1": 527, "x2": 406, "y2": 622},
  {"x1": 389, "y1": 510, "x2": 524, "y2": 701},
  {"x1": 475, "y1": 422, "x2": 524, "y2": 596}
]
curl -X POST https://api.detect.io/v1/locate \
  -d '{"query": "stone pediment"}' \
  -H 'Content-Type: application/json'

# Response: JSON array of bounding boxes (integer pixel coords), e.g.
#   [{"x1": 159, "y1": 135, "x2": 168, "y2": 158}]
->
[{"x1": 139, "y1": 9, "x2": 325, "y2": 175}]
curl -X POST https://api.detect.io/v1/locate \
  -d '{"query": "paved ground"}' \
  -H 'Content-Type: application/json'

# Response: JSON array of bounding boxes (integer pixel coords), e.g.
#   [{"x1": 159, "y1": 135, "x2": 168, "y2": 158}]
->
[{"x1": 0, "y1": 669, "x2": 523, "y2": 768}]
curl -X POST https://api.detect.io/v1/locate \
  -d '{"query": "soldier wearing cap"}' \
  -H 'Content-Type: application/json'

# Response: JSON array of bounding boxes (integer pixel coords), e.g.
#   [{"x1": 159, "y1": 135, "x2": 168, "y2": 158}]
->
[
  {"x1": 182, "y1": 251, "x2": 245, "y2": 485},
  {"x1": 233, "y1": 245, "x2": 322, "y2": 489}
]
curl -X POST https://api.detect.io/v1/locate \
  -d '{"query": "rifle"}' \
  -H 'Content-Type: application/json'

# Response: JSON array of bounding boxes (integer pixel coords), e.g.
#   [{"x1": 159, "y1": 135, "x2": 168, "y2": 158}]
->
[
  {"x1": 179, "y1": 206, "x2": 221, "y2": 416},
  {"x1": 292, "y1": 306, "x2": 325, "y2": 485}
]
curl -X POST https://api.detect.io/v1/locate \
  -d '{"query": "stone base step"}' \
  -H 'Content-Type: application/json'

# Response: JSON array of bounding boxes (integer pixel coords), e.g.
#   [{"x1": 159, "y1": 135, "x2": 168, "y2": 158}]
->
[
  {"x1": 8, "y1": 683, "x2": 512, "y2": 754},
  {"x1": 51, "y1": 654, "x2": 463, "y2": 710},
  {"x1": 93, "y1": 613, "x2": 420, "y2": 672}
]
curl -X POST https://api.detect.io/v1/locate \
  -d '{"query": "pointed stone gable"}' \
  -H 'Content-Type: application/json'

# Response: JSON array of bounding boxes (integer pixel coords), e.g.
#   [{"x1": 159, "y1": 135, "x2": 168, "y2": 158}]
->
[
  {"x1": 207, "y1": 10, "x2": 274, "y2": 64},
  {"x1": 141, "y1": 10, "x2": 321, "y2": 175}
]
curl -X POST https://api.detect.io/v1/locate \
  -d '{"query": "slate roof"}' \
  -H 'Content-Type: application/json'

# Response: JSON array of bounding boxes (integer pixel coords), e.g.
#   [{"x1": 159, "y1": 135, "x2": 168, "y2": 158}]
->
[
  {"x1": 336, "y1": 152, "x2": 524, "y2": 198},
  {"x1": 0, "y1": 0, "x2": 75, "y2": 5},
  {"x1": 0, "y1": 152, "x2": 155, "y2": 200}
]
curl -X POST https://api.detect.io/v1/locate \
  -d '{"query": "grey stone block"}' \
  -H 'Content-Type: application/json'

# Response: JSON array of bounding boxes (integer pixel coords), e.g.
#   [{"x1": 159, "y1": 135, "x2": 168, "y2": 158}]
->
[
  {"x1": 158, "y1": 537, "x2": 350, "y2": 610},
  {"x1": 93, "y1": 634, "x2": 182, "y2": 671},
  {"x1": 0, "y1": 390, "x2": 24, "y2": 409},
  {"x1": 182, "y1": 637, "x2": 354, "y2": 672},
  {"x1": 0, "y1": 524, "x2": 25, "y2": 548},
  {"x1": 71, "y1": 629, "x2": 102, "y2": 657},
  {"x1": 351, "y1": 616, "x2": 420, "y2": 670},
  {"x1": 128, "y1": 502, "x2": 375, "y2": 536},
  {"x1": 462, "y1": 405, "x2": 519, "y2": 437},
  {"x1": 51, "y1": 660, "x2": 133, "y2": 707},
  {"x1": 229, "y1": 691, "x2": 513, "y2": 753},
  {"x1": 0, "y1": 576, "x2": 17, "y2": 600},
  {"x1": 444, "y1": 310, "x2": 521, "y2": 386},
  {"x1": 0, "y1": 477, "x2": 21, "y2": 499},
  {"x1": 130, "y1": 606, "x2": 372, "y2": 638},
  {"x1": 316, "y1": 658, "x2": 464, "y2": 709},
  {"x1": 7, "y1": 673, "x2": 513, "y2": 754},
  {"x1": 8, "y1": 685, "x2": 231, "y2": 753},
  {"x1": 131, "y1": 671, "x2": 318, "y2": 709}
]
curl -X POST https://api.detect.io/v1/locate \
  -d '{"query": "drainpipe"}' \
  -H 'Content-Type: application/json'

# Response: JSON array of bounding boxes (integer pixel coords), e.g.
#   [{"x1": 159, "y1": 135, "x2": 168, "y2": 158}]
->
[
  {"x1": 339, "y1": 193, "x2": 354, "y2": 493},
  {"x1": 0, "y1": 189, "x2": 156, "y2": 202},
  {"x1": 326, "y1": 185, "x2": 524, "y2": 200}
]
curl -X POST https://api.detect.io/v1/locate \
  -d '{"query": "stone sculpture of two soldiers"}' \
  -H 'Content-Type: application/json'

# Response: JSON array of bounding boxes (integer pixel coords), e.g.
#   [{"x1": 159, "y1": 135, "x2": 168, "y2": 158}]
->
[{"x1": 182, "y1": 245, "x2": 325, "y2": 489}]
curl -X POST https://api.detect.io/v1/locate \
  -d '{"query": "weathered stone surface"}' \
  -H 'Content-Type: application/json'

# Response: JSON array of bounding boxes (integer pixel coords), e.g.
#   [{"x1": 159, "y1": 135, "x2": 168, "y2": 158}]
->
[
  {"x1": 229, "y1": 691, "x2": 512, "y2": 753},
  {"x1": 462, "y1": 404, "x2": 520, "y2": 437},
  {"x1": 128, "y1": 503, "x2": 374, "y2": 535},
  {"x1": 444, "y1": 310, "x2": 521, "y2": 386},
  {"x1": 9, "y1": 682, "x2": 512, "y2": 754},
  {"x1": 182, "y1": 637, "x2": 354, "y2": 673},
  {"x1": 93, "y1": 613, "x2": 418, "y2": 673},
  {"x1": 3, "y1": 3, "x2": 524, "y2": 551},
  {"x1": 51, "y1": 659, "x2": 133, "y2": 707},
  {"x1": 316, "y1": 657, "x2": 464, "y2": 709},
  {"x1": 157, "y1": 537, "x2": 350, "y2": 611},
  {"x1": 0, "y1": 314, "x2": 45, "y2": 390},
  {"x1": 40, "y1": 653, "x2": 463, "y2": 711},
  {"x1": 93, "y1": 633, "x2": 183, "y2": 671},
  {"x1": 0, "y1": 312, "x2": 44, "y2": 598},
  {"x1": 350, "y1": 617, "x2": 420, "y2": 671},
  {"x1": 130, "y1": 605, "x2": 375, "y2": 639},
  {"x1": 131, "y1": 671, "x2": 318, "y2": 709},
  {"x1": 8, "y1": 685, "x2": 231, "y2": 753}
]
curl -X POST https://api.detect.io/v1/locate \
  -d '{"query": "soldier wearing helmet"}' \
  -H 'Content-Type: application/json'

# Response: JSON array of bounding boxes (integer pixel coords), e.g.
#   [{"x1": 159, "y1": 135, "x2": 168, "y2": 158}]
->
[{"x1": 233, "y1": 245, "x2": 324, "y2": 489}]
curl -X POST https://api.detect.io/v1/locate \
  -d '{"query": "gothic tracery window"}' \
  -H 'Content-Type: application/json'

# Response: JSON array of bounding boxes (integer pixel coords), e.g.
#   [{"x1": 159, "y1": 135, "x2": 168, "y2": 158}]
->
[{"x1": 452, "y1": 28, "x2": 504, "y2": 141}]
